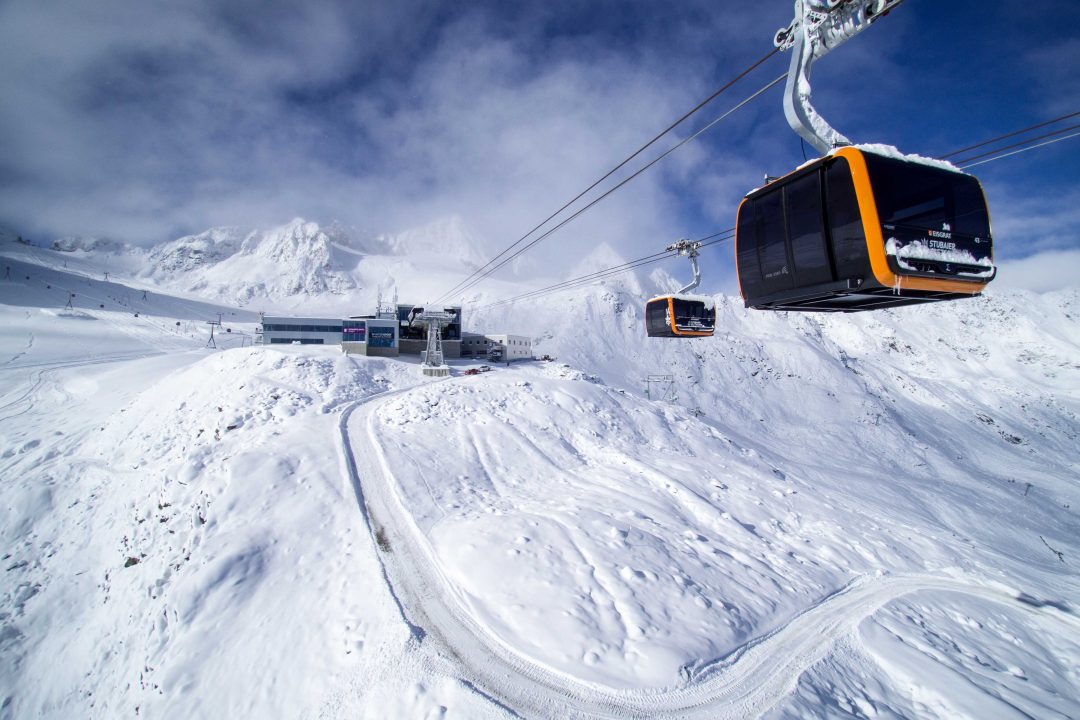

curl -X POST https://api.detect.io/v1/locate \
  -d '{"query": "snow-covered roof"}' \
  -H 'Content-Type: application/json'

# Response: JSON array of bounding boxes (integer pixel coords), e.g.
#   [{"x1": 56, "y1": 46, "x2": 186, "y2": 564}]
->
[{"x1": 646, "y1": 292, "x2": 717, "y2": 310}]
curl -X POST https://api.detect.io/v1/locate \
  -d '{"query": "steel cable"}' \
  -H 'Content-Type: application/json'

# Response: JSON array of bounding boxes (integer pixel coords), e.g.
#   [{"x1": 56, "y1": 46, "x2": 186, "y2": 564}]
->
[
  {"x1": 447, "y1": 73, "x2": 787, "y2": 302},
  {"x1": 432, "y1": 48, "x2": 783, "y2": 304}
]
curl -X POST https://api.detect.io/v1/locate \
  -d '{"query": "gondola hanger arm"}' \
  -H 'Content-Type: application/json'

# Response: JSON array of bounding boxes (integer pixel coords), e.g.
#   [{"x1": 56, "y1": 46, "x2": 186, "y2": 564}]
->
[
  {"x1": 665, "y1": 239, "x2": 703, "y2": 294},
  {"x1": 776, "y1": 0, "x2": 904, "y2": 155}
]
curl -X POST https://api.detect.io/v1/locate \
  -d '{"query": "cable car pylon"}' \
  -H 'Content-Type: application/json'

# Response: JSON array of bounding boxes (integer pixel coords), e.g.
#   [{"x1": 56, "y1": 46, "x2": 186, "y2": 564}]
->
[{"x1": 645, "y1": 240, "x2": 717, "y2": 338}]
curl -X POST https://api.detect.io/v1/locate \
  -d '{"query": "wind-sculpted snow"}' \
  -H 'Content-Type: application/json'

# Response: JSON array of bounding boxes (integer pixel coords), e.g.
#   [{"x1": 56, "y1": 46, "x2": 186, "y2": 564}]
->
[
  {"x1": 0, "y1": 344, "x2": 433, "y2": 718},
  {"x1": 373, "y1": 369, "x2": 844, "y2": 687},
  {"x1": 367, "y1": 357, "x2": 1080, "y2": 701},
  {"x1": 779, "y1": 590, "x2": 1080, "y2": 719}
]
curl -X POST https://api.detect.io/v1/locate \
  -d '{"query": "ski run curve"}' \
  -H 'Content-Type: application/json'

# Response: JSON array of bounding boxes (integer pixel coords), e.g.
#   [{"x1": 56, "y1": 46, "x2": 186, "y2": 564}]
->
[{"x1": 340, "y1": 379, "x2": 1079, "y2": 719}]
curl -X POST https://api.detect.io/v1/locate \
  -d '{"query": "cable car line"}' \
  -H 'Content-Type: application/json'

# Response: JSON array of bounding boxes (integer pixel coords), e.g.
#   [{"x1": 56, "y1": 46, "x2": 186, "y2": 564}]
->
[
  {"x1": 938, "y1": 109, "x2": 1080, "y2": 160},
  {"x1": 478, "y1": 236, "x2": 732, "y2": 313},
  {"x1": 959, "y1": 129, "x2": 1080, "y2": 170},
  {"x1": 645, "y1": 239, "x2": 717, "y2": 337},
  {"x1": 432, "y1": 50, "x2": 785, "y2": 305},
  {"x1": 444, "y1": 73, "x2": 788, "y2": 303},
  {"x1": 728, "y1": 0, "x2": 997, "y2": 314},
  {"x1": 477, "y1": 230, "x2": 735, "y2": 311},
  {"x1": 470, "y1": 102, "x2": 1079, "y2": 310},
  {"x1": 476, "y1": 107, "x2": 1076, "y2": 314},
  {"x1": 951, "y1": 122, "x2": 1080, "y2": 166},
  {"x1": 448, "y1": 6, "x2": 1078, "y2": 317},
  {"x1": 479, "y1": 254, "x2": 676, "y2": 311}
]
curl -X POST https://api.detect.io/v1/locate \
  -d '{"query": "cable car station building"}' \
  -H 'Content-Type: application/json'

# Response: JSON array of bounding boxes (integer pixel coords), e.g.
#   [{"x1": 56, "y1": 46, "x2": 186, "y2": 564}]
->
[
  {"x1": 261, "y1": 316, "x2": 400, "y2": 356},
  {"x1": 261, "y1": 305, "x2": 534, "y2": 363},
  {"x1": 261, "y1": 307, "x2": 536, "y2": 362},
  {"x1": 395, "y1": 304, "x2": 463, "y2": 358}
]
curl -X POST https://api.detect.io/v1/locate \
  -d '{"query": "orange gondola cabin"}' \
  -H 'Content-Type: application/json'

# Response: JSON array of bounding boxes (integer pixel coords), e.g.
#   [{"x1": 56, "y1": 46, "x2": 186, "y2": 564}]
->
[{"x1": 735, "y1": 147, "x2": 996, "y2": 312}]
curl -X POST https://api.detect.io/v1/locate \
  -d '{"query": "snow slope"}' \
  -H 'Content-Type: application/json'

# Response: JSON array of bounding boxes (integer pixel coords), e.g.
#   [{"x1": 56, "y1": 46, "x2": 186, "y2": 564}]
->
[
  {"x1": 2, "y1": 230, "x2": 1079, "y2": 719},
  {"x1": 358, "y1": 350, "x2": 1079, "y2": 716}
]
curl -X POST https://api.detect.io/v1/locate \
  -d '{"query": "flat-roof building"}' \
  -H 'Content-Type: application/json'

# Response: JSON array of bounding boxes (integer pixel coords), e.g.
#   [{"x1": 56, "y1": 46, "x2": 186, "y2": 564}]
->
[
  {"x1": 341, "y1": 318, "x2": 399, "y2": 357},
  {"x1": 261, "y1": 317, "x2": 345, "y2": 346},
  {"x1": 259, "y1": 306, "x2": 529, "y2": 362},
  {"x1": 261, "y1": 315, "x2": 399, "y2": 356},
  {"x1": 486, "y1": 334, "x2": 534, "y2": 362}
]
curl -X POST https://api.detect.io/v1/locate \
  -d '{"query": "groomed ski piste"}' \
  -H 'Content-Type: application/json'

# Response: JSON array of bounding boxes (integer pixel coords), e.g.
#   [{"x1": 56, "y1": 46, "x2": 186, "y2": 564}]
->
[{"x1": 2, "y1": 228, "x2": 1079, "y2": 718}]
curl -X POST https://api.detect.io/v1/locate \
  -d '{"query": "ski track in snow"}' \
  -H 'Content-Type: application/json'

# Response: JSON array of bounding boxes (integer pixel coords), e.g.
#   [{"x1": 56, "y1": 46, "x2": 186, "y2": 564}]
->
[
  {"x1": 341, "y1": 379, "x2": 1080, "y2": 719},
  {"x1": 5, "y1": 331, "x2": 33, "y2": 365},
  {"x1": 0, "y1": 352, "x2": 162, "y2": 424}
]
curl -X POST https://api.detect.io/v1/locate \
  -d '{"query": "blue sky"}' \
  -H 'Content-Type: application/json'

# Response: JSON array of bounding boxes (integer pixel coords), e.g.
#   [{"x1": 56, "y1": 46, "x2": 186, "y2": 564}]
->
[{"x1": 1, "y1": 0, "x2": 1077, "y2": 291}]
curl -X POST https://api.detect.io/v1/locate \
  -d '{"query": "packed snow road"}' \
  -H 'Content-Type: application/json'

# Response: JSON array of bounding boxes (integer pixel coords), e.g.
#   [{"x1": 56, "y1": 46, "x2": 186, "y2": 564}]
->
[{"x1": 342, "y1": 369, "x2": 1080, "y2": 718}]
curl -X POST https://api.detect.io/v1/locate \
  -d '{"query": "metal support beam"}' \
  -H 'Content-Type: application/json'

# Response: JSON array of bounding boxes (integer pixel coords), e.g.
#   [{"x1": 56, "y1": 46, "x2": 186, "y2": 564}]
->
[
  {"x1": 775, "y1": 0, "x2": 903, "y2": 154},
  {"x1": 666, "y1": 239, "x2": 704, "y2": 294}
]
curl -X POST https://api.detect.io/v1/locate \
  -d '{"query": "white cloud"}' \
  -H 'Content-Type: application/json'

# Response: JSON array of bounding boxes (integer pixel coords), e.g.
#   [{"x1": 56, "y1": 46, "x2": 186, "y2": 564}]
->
[
  {"x1": 2, "y1": 0, "x2": 1076, "y2": 302},
  {"x1": 982, "y1": 184, "x2": 1080, "y2": 256},
  {"x1": 0, "y1": 0, "x2": 774, "y2": 269},
  {"x1": 994, "y1": 249, "x2": 1080, "y2": 293}
]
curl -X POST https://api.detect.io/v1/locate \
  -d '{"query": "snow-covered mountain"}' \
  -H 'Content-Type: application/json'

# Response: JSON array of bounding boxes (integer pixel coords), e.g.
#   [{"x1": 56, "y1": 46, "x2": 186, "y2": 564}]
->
[
  {"x1": 33, "y1": 216, "x2": 492, "y2": 310},
  {"x1": 140, "y1": 219, "x2": 362, "y2": 305},
  {"x1": 381, "y1": 215, "x2": 489, "y2": 269},
  {"x1": 145, "y1": 226, "x2": 248, "y2": 275},
  {"x1": 1, "y1": 226, "x2": 1078, "y2": 719}
]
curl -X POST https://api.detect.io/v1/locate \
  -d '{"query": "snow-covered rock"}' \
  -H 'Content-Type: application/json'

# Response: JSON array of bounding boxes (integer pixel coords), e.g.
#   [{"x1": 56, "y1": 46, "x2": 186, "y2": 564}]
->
[
  {"x1": 51, "y1": 235, "x2": 130, "y2": 254},
  {"x1": 146, "y1": 227, "x2": 247, "y2": 275}
]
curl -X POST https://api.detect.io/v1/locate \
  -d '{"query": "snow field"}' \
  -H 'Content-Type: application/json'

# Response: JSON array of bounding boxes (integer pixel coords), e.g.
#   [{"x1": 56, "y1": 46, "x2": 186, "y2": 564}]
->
[
  {"x1": 778, "y1": 591, "x2": 1080, "y2": 719},
  {"x1": 3, "y1": 230, "x2": 1079, "y2": 718},
  {"x1": 0, "y1": 345, "x2": 425, "y2": 718},
  {"x1": 367, "y1": 359, "x2": 1080, "y2": 697},
  {"x1": 372, "y1": 367, "x2": 853, "y2": 689}
]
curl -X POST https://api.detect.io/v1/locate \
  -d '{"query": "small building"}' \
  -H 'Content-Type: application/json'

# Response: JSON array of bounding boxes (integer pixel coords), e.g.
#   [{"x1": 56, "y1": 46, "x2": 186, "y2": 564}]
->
[
  {"x1": 460, "y1": 333, "x2": 493, "y2": 358},
  {"x1": 261, "y1": 316, "x2": 344, "y2": 345},
  {"x1": 483, "y1": 334, "x2": 533, "y2": 362}
]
